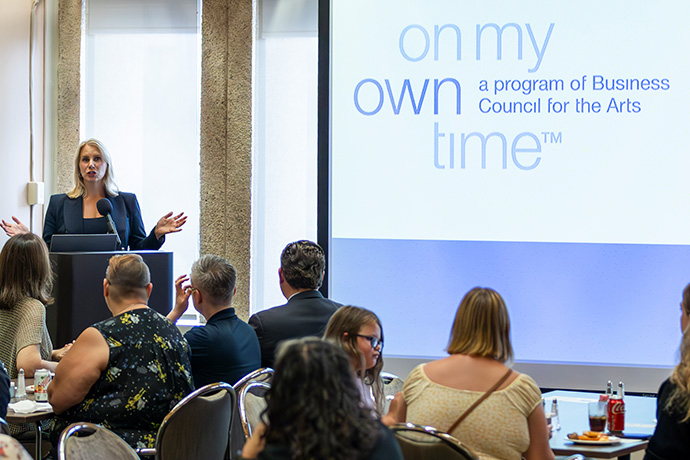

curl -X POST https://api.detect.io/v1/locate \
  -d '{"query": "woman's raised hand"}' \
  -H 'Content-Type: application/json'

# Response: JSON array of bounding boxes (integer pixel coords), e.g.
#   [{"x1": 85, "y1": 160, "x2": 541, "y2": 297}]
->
[
  {"x1": 0, "y1": 216, "x2": 29, "y2": 238},
  {"x1": 154, "y1": 212, "x2": 187, "y2": 240}
]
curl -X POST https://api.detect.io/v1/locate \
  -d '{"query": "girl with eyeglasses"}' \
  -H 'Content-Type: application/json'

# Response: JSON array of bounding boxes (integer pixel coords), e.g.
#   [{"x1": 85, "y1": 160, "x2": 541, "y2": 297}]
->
[{"x1": 324, "y1": 305, "x2": 385, "y2": 415}]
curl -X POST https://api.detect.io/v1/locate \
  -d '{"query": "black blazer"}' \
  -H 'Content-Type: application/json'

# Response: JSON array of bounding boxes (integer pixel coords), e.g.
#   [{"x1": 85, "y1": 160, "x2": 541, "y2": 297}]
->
[
  {"x1": 249, "y1": 290, "x2": 341, "y2": 368},
  {"x1": 42, "y1": 193, "x2": 163, "y2": 251}
]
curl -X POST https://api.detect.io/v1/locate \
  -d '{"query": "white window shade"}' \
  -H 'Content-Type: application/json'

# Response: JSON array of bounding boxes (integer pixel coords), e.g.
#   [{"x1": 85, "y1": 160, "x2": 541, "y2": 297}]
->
[
  {"x1": 88, "y1": 0, "x2": 199, "y2": 33},
  {"x1": 260, "y1": 0, "x2": 317, "y2": 37}
]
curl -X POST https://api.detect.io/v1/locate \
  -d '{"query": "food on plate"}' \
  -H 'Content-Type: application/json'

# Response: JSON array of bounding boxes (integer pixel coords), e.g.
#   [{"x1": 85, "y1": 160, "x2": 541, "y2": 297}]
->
[{"x1": 567, "y1": 431, "x2": 610, "y2": 441}]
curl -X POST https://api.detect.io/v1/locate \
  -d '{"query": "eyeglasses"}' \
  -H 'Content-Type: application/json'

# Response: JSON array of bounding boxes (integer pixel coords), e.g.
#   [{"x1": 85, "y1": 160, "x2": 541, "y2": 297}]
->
[{"x1": 356, "y1": 334, "x2": 383, "y2": 350}]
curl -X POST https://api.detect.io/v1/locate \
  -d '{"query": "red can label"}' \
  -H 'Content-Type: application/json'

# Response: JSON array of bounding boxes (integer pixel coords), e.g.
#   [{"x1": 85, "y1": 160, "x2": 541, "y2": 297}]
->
[{"x1": 607, "y1": 398, "x2": 625, "y2": 432}]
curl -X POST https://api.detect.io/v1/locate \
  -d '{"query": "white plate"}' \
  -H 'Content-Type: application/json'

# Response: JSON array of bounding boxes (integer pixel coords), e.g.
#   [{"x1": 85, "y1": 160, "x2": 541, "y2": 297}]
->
[{"x1": 565, "y1": 436, "x2": 621, "y2": 445}]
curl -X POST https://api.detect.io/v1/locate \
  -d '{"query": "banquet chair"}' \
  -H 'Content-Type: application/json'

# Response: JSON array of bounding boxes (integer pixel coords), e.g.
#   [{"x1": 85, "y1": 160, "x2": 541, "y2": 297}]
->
[
  {"x1": 381, "y1": 371, "x2": 405, "y2": 413},
  {"x1": 0, "y1": 417, "x2": 9, "y2": 435},
  {"x1": 138, "y1": 382, "x2": 236, "y2": 460},
  {"x1": 238, "y1": 381, "x2": 271, "y2": 438},
  {"x1": 57, "y1": 422, "x2": 139, "y2": 460},
  {"x1": 391, "y1": 423, "x2": 479, "y2": 460},
  {"x1": 230, "y1": 368, "x2": 273, "y2": 455},
  {"x1": 233, "y1": 367, "x2": 274, "y2": 392}
]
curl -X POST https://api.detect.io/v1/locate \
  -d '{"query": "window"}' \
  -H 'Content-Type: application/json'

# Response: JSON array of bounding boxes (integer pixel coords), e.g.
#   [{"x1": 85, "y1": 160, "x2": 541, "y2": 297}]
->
[
  {"x1": 81, "y1": 0, "x2": 201, "y2": 322},
  {"x1": 252, "y1": 0, "x2": 319, "y2": 313}
]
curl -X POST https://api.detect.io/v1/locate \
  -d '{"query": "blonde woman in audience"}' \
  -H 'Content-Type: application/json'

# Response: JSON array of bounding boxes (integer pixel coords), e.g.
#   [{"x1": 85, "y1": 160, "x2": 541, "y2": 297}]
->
[
  {"x1": 323, "y1": 306, "x2": 385, "y2": 415},
  {"x1": 385, "y1": 287, "x2": 553, "y2": 460},
  {"x1": 643, "y1": 283, "x2": 690, "y2": 460},
  {"x1": 0, "y1": 233, "x2": 71, "y2": 378}
]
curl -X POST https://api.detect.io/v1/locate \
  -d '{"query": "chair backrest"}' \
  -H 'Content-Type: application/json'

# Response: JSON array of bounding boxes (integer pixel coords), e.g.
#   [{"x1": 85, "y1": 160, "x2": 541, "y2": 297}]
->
[
  {"x1": 381, "y1": 371, "x2": 405, "y2": 413},
  {"x1": 155, "y1": 382, "x2": 236, "y2": 460},
  {"x1": 238, "y1": 381, "x2": 270, "y2": 438},
  {"x1": 391, "y1": 423, "x2": 479, "y2": 460},
  {"x1": 0, "y1": 417, "x2": 9, "y2": 435},
  {"x1": 229, "y1": 368, "x2": 273, "y2": 455},
  {"x1": 233, "y1": 368, "x2": 273, "y2": 393},
  {"x1": 58, "y1": 422, "x2": 139, "y2": 460}
]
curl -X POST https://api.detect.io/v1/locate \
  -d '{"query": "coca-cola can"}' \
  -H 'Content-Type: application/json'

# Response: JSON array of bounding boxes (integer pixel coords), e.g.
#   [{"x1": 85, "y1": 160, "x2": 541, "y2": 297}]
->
[
  {"x1": 607, "y1": 396, "x2": 625, "y2": 432},
  {"x1": 34, "y1": 369, "x2": 52, "y2": 402}
]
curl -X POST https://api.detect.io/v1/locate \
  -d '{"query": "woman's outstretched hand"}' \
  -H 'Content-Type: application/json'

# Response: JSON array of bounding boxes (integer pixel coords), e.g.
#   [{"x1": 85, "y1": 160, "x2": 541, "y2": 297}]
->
[
  {"x1": 154, "y1": 212, "x2": 187, "y2": 240},
  {"x1": 0, "y1": 216, "x2": 29, "y2": 238}
]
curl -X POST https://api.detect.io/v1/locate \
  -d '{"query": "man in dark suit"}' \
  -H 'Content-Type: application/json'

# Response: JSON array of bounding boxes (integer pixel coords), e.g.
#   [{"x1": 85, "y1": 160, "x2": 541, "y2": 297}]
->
[{"x1": 249, "y1": 240, "x2": 340, "y2": 368}]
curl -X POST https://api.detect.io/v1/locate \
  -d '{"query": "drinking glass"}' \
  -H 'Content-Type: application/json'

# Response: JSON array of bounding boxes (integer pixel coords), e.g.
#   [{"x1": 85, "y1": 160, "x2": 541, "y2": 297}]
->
[{"x1": 588, "y1": 401, "x2": 607, "y2": 432}]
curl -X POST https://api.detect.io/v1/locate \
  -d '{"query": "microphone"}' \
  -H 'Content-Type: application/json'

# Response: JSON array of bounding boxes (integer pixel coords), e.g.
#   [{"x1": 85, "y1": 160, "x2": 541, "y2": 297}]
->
[{"x1": 96, "y1": 198, "x2": 122, "y2": 248}]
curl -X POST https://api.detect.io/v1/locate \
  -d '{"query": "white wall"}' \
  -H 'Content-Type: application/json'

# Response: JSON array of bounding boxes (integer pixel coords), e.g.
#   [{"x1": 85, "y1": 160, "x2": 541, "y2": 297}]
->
[{"x1": 0, "y1": 0, "x2": 46, "y2": 245}]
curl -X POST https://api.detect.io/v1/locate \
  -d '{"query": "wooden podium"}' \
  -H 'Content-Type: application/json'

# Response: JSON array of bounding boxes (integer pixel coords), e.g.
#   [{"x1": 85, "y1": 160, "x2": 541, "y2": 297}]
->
[{"x1": 46, "y1": 251, "x2": 173, "y2": 346}]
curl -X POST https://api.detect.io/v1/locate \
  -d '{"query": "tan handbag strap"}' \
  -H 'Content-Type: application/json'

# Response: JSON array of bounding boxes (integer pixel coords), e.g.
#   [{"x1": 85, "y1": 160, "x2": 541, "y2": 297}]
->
[{"x1": 447, "y1": 368, "x2": 513, "y2": 434}]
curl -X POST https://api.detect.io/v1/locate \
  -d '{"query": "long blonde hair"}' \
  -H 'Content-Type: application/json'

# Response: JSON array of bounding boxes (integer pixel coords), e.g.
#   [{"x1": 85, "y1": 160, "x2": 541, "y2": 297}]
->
[
  {"x1": 665, "y1": 284, "x2": 690, "y2": 421},
  {"x1": 66, "y1": 138, "x2": 119, "y2": 198}
]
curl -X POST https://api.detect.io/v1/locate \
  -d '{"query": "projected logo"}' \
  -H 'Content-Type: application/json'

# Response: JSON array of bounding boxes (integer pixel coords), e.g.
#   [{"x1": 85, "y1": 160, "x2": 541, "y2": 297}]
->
[{"x1": 346, "y1": 20, "x2": 669, "y2": 172}]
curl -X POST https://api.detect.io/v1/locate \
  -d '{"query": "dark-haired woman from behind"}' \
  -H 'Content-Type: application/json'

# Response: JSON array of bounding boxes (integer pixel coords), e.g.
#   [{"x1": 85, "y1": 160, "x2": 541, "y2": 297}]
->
[
  {"x1": 643, "y1": 283, "x2": 690, "y2": 460},
  {"x1": 240, "y1": 337, "x2": 403, "y2": 460},
  {"x1": 0, "y1": 233, "x2": 71, "y2": 378}
]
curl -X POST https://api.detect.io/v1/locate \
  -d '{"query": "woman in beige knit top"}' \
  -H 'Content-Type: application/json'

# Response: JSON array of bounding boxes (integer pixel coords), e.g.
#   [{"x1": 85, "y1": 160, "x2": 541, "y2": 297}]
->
[
  {"x1": 385, "y1": 287, "x2": 554, "y2": 460},
  {"x1": 0, "y1": 233, "x2": 71, "y2": 378}
]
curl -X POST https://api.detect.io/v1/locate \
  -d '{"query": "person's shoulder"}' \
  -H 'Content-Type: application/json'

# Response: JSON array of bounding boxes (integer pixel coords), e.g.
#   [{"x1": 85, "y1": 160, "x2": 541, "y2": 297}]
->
[
  {"x1": 503, "y1": 371, "x2": 540, "y2": 398},
  {"x1": 402, "y1": 364, "x2": 430, "y2": 400},
  {"x1": 658, "y1": 377, "x2": 673, "y2": 397},
  {"x1": 15, "y1": 297, "x2": 45, "y2": 316},
  {"x1": 513, "y1": 371, "x2": 539, "y2": 390},
  {"x1": 147, "y1": 308, "x2": 183, "y2": 329},
  {"x1": 184, "y1": 323, "x2": 211, "y2": 344},
  {"x1": 251, "y1": 302, "x2": 289, "y2": 320},
  {"x1": 504, "y1": 372, "x2": 542, "y2": 411},
  {"x1": 113, "y1": 191, "x2": 137, "y2": 205},
  {"x1": 17, "y1": 297, "x2": 44, "y2": 308},
  {"x1": 290, "y1": 291, "x2": 340, "y2": 309},
  {"x1": 403, "y1": 364, "x2": 428, "y2": 387},
  {"x1": 231, "y1": 315, "x2": 258, "y2": 333},
  {"x1": 47, "y1": 193, "x2": 69, "y2": 205}
]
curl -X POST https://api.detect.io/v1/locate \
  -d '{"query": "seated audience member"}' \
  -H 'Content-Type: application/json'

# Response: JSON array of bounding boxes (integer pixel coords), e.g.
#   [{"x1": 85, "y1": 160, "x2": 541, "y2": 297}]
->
[
  {"x1": 323, "y1": 306, "x2": 385, "y2": 415},
  {"x1": 249, "y1": 240, "x2": 340, "y2": 368},
  {"x1": 0, "y1": 233, "x2": 71, "y2": 378},
  {"x1": 0, "y1": 360, "x2": 9, "y2": 419},
  {"x1": 167, "y1": 254, "x2": 261, "y2": 386},
  {"x1": 643, "y1": 283, "x2": 690, "y2": 460},
  {"x1": 48, "y1": 254, "x2": 194, "y2": 450},
  {"x1": 385, "y1": 287, "x2": 553, "y2": 460},
  {"x1": 241, "y1": 338, "x2": 403, "y2": 460},
  {"x1": 0, "y1": 434, "x2": 32, "y2": 460}
]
